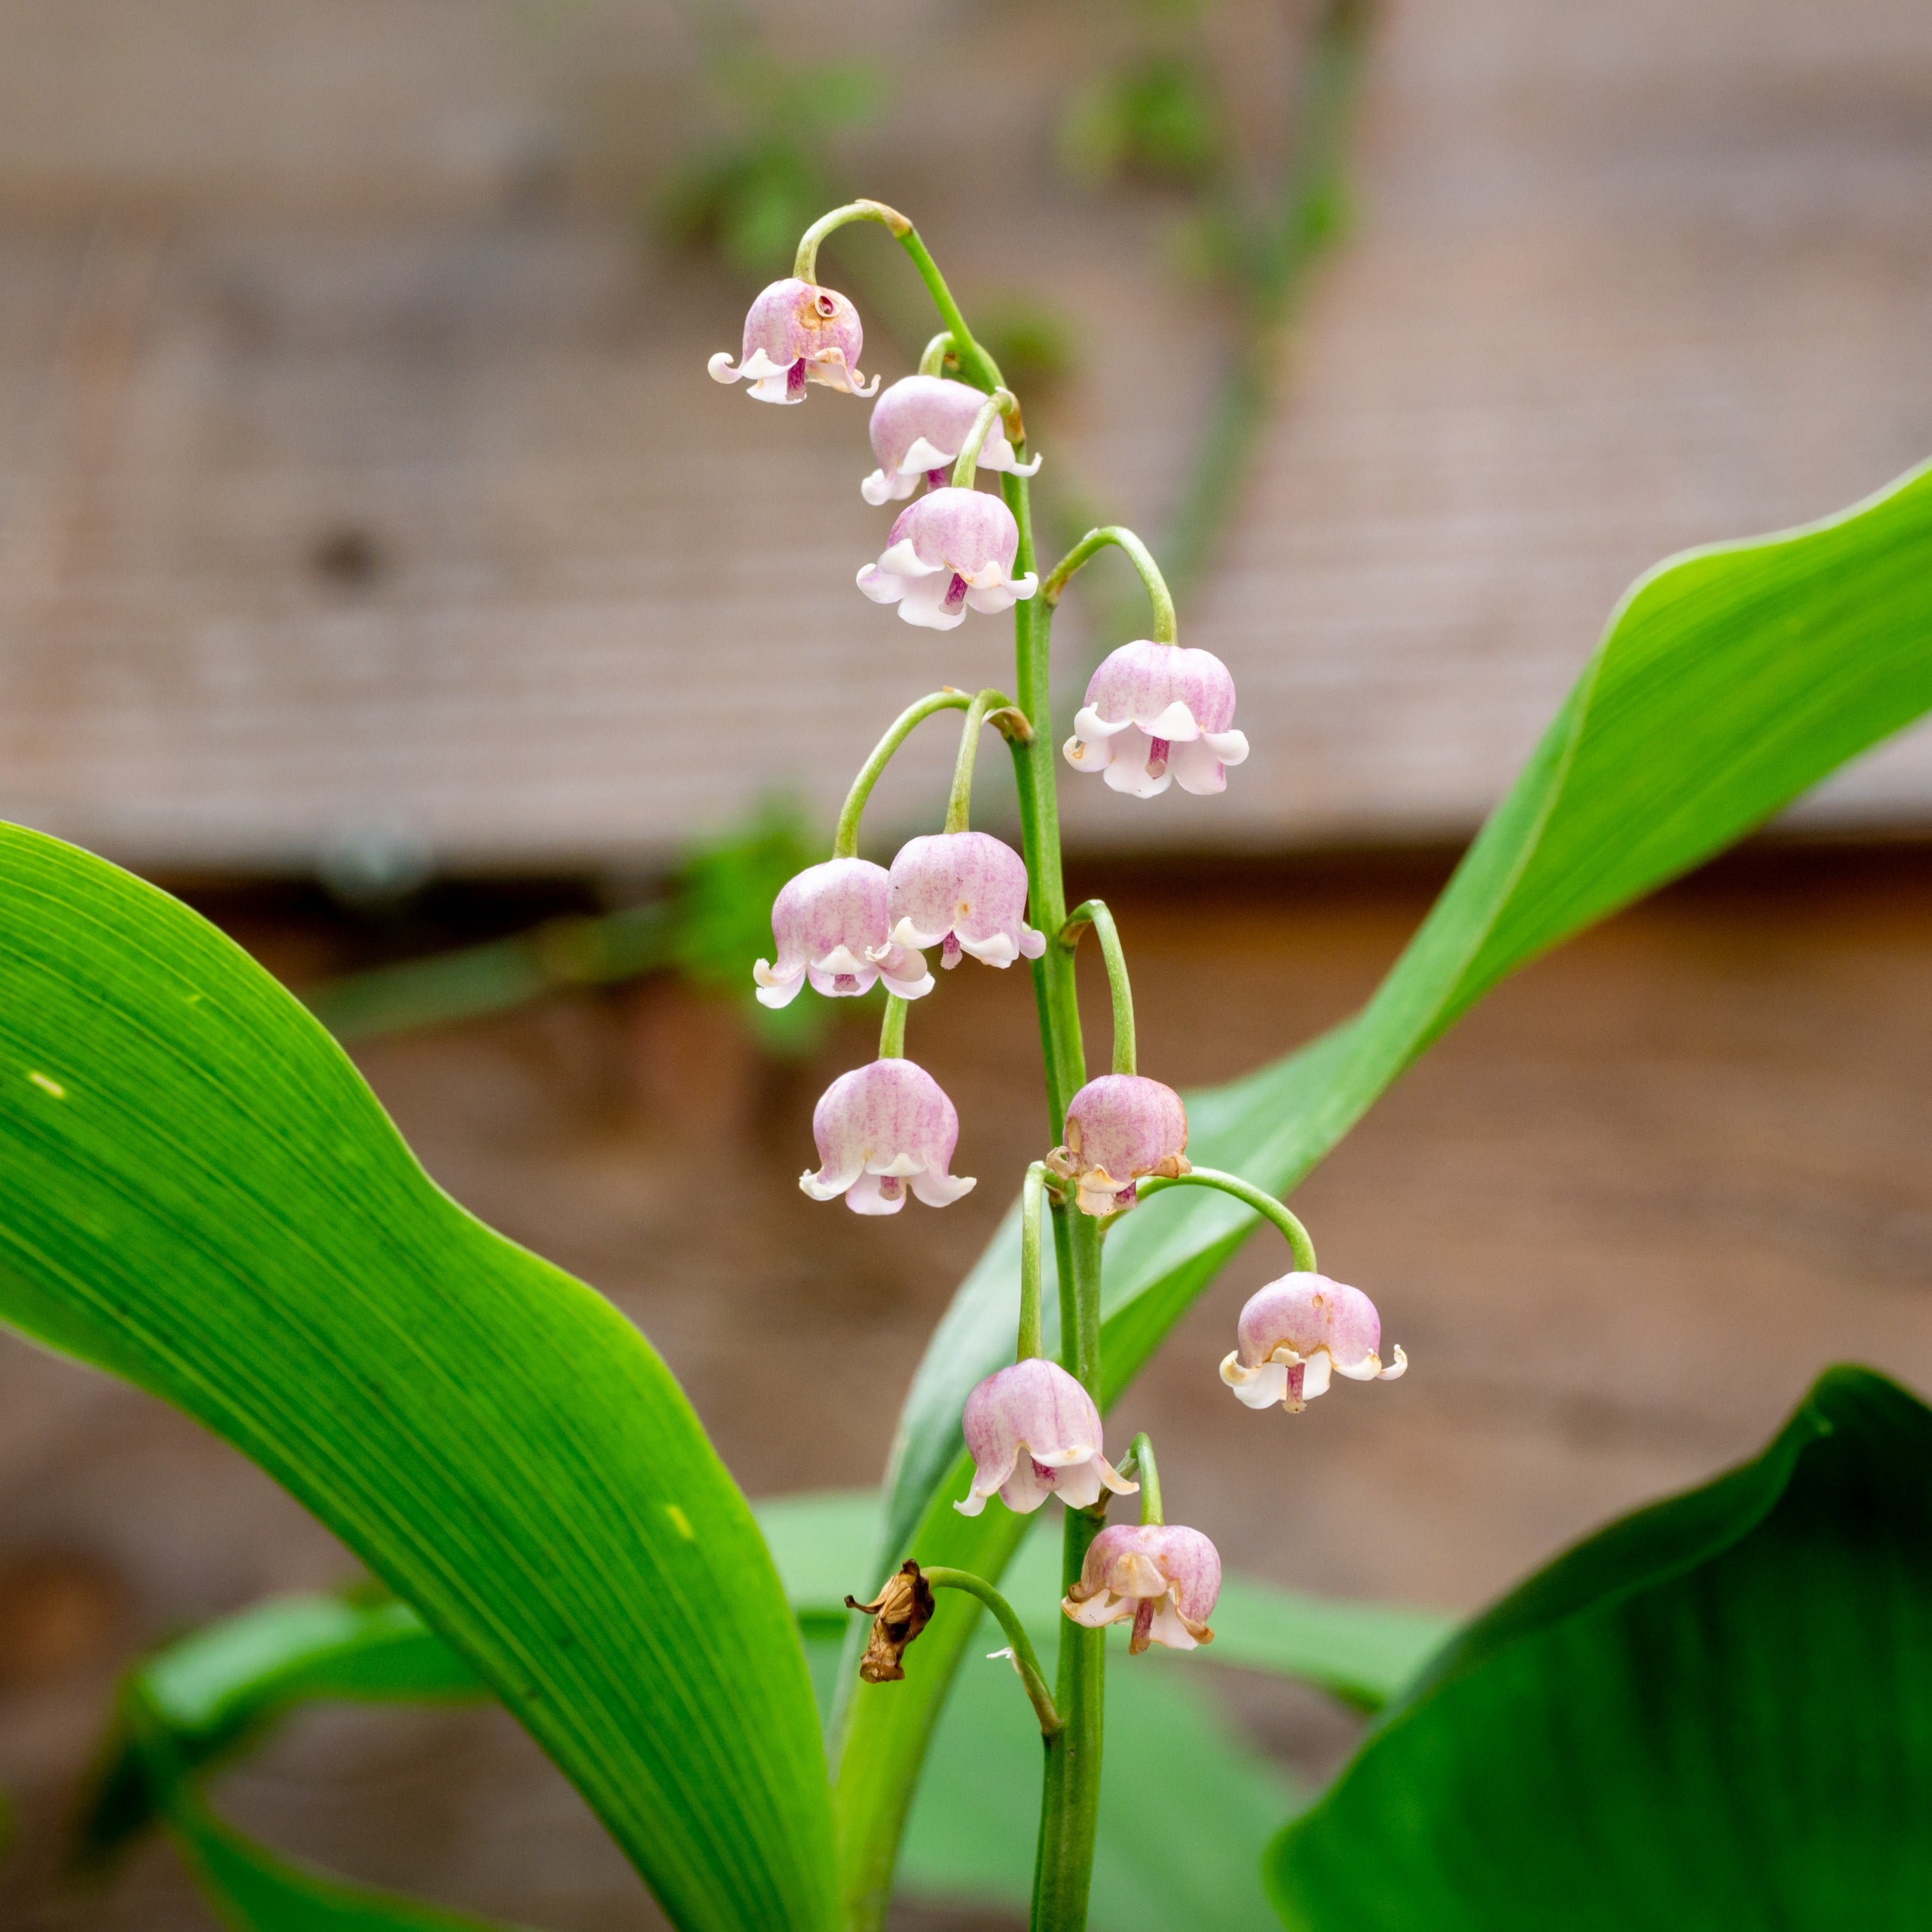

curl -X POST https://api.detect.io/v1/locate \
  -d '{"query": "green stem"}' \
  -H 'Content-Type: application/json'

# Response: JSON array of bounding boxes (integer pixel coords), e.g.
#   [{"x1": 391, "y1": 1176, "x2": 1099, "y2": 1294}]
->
[
  {"x1": 1136, "y1": 1166, "x2": 1319, "y2": 1272},
  {"x1": 922, "y1": 1569, "x2": 1062, "y2": 1737},
  {"x1": 918, "y1": 331, "x2": 955, "y2": 377},
  {"x1": 1124, "y1": 1432, "x2": 1163, "y2": 1527},
  {"x1": 835, "y1": 690, "x2": 973, "y2": 858},
  {"x1": 794, "y1": 199, "x2": 912, "y2": 282},
  {"x1": 1059, "y1": 900, "x2": 1136, "y2": 1077},
  {"x1": 878, "y1": 994, "x2": 907, "y2": 1060},
  {"x1": 950, "y1": 389, "x2": 1019, "y2": 489},
  {"x1": 1041, "y1": 527, "x2": 1178, "y2": 644},
  {"x1": 1017, "y1": 1162, "x2": 1048, "y2": 1360},
  {"x1": 944, "y1": 687, "x2": 1024, "y2": 835}
]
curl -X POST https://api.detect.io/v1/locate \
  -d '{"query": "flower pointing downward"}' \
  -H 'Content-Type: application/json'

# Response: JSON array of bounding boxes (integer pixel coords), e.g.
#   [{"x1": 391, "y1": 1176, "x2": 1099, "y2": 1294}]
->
[
  {"x1": 1063, "y1": 1523, "x2": 1221, "y2": 1655},
  {"x1": 886, "y1": 831, "x2": 1046, "y2": 972},
  {"x1": 754, "y1": 858, "x2": 933, "y2": 1008},
  {"x1": 1046, "y1": 1074, "x2": 1190, "y2": 1217},
  {"x1": 1064, "y1": 640, "x2": 1249, "y2": 797},
  {"x1": 800, "y1": 1058, "x2": 975, "y2": 1215},
  {"x1": 857, "y1": 489, "x2": 1038, "y2": 630},
  {"x1": 708, "y1": 278, "x2": 877, "y2": 403},
  {"x1": 957, "y1": 1359, "x2": 1137, "y2": 1517},
  {"x1": 1220, "y1": 1273, "x2": 1407, "y2": 1412},
  {"x1": 861, "y1": 375, "x2": 1041, "y2": 503}
]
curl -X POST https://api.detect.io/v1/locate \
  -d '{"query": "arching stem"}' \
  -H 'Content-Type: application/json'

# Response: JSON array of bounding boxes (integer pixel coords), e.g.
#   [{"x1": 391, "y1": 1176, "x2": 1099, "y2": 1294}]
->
[
  {"x1": 918, "y1": 331, "x2": 955, "y2": 377},
  {"x1": 1041, "y1": 527, "x2": 1179, "y2": 644},
  {"x1": 1123, "y1": 1433, "x2": 1163, "y2": 1527},
  {"x1": 878, "y1": 995, "x2": 907, "y2": 1061},
  {"x1": 1136, "y1": 1166, "x2": 1319, "y2": 1273},
  {"x1": 795, "y1": 200, "x2": 912, "y2": 281},
  {"x1": 920, "y1": 1570, "x2": 1061, "y2": 1737},
  {"x1": 946, "y1": 687, "x2": 1029, "y2": 836},
  {"x1": 951, "y1": 389, "x2": 1020, "y2": 489},
  {"x1": 836, "y1": 690, "x2": 974, "y2": 858},
  {"x1": 1059, "y1": 901, "x2": 1137, "y2": 1077},
  {"x1": 1017, "y1": 1161, "x2": 1048, "y2": 1361}
]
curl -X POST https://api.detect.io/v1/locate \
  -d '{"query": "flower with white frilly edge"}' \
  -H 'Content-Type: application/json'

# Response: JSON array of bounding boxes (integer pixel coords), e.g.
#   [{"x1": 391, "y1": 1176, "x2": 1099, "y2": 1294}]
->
[
  {"x1": 956, "y1": 1358, "x2": 1137, "y2": 1517},
  {"x1": 800, "y1": 1058, "x2": 974, "y2": 1214},
  {"x1": 1063, "y1": 640, "x2": 1249, "y2": 797},
  {"x1": 861, "y1": 375, "x2": 1041, "y2": 504},
  {"x1": 1046, "y1": 1074, "x2": 1190, "y2": 1217},
  {"x1": 1220, "y1": 1273, "x2": 1407, "y2": 1412},
  {"x1": 754, "y1": 859, "x2": 933, "y2": 1008},
  {"x1": 885, "y1": 832, "x2": 1046, "y2": 972},
  {"x1": 708, "y1": 279, "x2": 877, "y2": 404},
  {"x1": 857, "y1": 489, "x2": 1038, "y2": 630},
  {"x1": 1062, "y1": 1523, "x2": 1221, "y2": 1654}
]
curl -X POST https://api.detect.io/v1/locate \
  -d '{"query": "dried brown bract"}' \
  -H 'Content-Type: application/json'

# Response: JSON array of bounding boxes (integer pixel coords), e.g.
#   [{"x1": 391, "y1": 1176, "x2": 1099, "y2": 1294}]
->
[{"x1": 846, "y1": 1560, "x2": 936, "y2": 1683}]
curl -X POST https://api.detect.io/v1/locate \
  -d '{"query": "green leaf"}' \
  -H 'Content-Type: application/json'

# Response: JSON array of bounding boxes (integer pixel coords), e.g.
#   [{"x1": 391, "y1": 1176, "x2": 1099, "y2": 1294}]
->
[
  {"x1": 837, "y1": 458, "x2": 1932, "y2": 1917},
  {"x1": 0, "y1": 830, "x2": 838, "y2": 1932},
  {"x1": 1267, "y1": 1364, "x2": 1932, "y2": 1928}
]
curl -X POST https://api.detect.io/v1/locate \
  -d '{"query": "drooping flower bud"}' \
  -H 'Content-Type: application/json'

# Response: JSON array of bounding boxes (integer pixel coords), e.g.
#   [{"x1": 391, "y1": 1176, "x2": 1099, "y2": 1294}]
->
[
  {"x1": 1046, "y1": 1075, "x2": 1190, "y2": 1217},
  {"x1": 800, "y1": 1058, "x2": 975, "y2": 1215},
  {"x1": 1220, "y1": 1273, "x2": 1407, "y2": 1412},
  {"x1": 884, "y1": 832, "x2": 1047, "y2": 972},
  {"x1": 1063, "y1": 640, "x2": 1250, "y2": 797},
  {"x1": 845, "y1": 1560, "x2": 936, "y2": 1683},
  {"x1": 860, "y1": 375, "x2": 1042, "y2": 505},
  {"x1": 708, "y1": 278, "x2": 876, "y2": 404},
  {"x1": 1062, "y1": 1522, "x2": 1221, "y2": 1655},
  {"x1": 754, "y1": 858, "x2": 934, "y2": 1009},
  {"x1": 957, "y1": 1357, "x2": 1137, "y2": 1517},
  {"x1": 856, "y1": 488, "x2": 1039, "y2": 630}
]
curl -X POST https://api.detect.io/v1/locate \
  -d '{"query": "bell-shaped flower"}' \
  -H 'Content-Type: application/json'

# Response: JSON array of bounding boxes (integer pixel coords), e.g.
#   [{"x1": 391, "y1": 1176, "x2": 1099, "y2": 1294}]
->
[
  {"x1": 1220, "y1": 1273, "x2": 1407, "y2": 1412},
  {"x1": 856, "y1": 488, "x2": 1038, "y2": 630},
  {"x1": 860, "y1": 375, "x2": 1042, "y2": 504},
  {"x1": 799, "y1": 1057, "x2": 975, "y2": 1215},
  {"x1": 1047, "y1": 1074, "x2": 1190, "y2": 1217},
  {"x1": 957, "y1": 1357, "x2": 1137, "y2": 1517},
  {"x1": 754, "y1": 858, "x2": 934, "y2": 1009},
  {"x1": 708, "y1": 278, "x2": 876, "y2": 404},
  {"x1": 1063, "y1": 640, "x2": 1250, "y2": 797},
  {"x1": 885, "y1": 832, "x2": 1047, "y2": 972},
  {"x1": 1063, "y1": 1523, "x2": 1221, "y2": 1655}
]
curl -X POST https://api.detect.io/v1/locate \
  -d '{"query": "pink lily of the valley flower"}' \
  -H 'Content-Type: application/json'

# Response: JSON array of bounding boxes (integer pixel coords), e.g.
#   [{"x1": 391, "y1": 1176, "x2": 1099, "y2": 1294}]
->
[
  {"x1": 1063, "y1": 640, "x2": 1250, "y2": 797},
  {"x1": 861, "y1": 375, "x2": 1042, "y2": 504},
  {"x1": 957, "y1": 1357, "x2": 1137, "y2": 1517},
  {"x1": 1063, "y1": 1523, "x2": 1221, "y2": 1655},
  {"x1": 708, "y1": 279, "x2": 877, "y2": 404},
  {"x1": 1220, "y1": 1273, "x2": 1407, "y2": 1412},
  {"x1": 886, "y1": 831, "x2": 1046, "y2": 972},
  {"x1": 799, "y1": 1058, "x2": 975, "y2": 1215},
  {"x1": 1046, "y1": 1074, "x2": 1190, "y2": 1217},
  {"x1": 754, "y1": 859, "x2": 934, "y2": 1008},
  {"x1": 856, "y1": 488, "x2": 1038, "y2": 630}
]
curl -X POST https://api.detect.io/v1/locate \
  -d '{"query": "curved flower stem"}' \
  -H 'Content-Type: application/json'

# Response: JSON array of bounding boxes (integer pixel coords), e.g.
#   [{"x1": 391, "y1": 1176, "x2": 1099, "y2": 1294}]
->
[
  {"x1": 794, "y1": 199, "x2": 912, "y2": 282},
  {"x1": 1136, "y1": 1166, "x2": 1319, "y2": 1273},
  {"x1": 944, "y1": 687, "x2": 1027, "y2": 836},
  {"x1": 918, "y1": 331, "x2": 955, "y2": 377},
  {"x1": 1123, "y1": 1433, "x2": 1163, "y2": 1527},
  {"x1": 1041, "y1": 527, "x2": 1179, "y2": 644},
  {"x1": 878, "y1": 994, "x2": 907, "y2": 1061},
  {"x1": 835, "y1": 690, "x2": 974, "y2": 858},
  {"x1": 950, "y1": 389, "x2": 1020, "y2": 489},
  {"x1": 1058, "y1": 901, "x2": 1136, "y2": 1077},
  {"x1": 921, "y1": 1569, "x2": 1062, "y2": 1737},
  {"x1": 1017, "y1": 1161, "x2": 1048, "y2": 1361}
]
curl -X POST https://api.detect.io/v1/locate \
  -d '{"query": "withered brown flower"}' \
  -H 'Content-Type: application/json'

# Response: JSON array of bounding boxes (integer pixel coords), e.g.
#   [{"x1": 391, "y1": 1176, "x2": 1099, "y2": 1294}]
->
[{"x1": 845, "y1": 1560, "x2": 936, "y2": 1683}]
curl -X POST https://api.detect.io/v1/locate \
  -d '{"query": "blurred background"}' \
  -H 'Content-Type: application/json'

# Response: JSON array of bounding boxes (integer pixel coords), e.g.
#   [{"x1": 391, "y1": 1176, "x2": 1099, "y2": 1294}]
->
[{"x1": 3, "y1": 0, "x2": 1932, "y2": 1924}]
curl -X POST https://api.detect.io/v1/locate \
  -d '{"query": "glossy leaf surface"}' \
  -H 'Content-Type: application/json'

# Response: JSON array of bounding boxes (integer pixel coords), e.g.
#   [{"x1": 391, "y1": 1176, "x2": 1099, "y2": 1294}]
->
[
  {"x1": 0, "y1": 831, "x2": 839, "y2": 1932},
  {"x1": 1268, "y1": 1366, "x2": 1932, "y2": 1928}
]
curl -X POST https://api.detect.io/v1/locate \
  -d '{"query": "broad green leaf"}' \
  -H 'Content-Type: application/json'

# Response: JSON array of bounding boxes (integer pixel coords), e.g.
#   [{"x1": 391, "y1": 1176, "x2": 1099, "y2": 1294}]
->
[
  {"x1": 77, "y1": 1595, "x2": 484, "y2": 1870},
  {"x1": 0, "y1": 830, "x2": 838, "y2": 1932},
  {"x1": 837, "y1": 457, "x2": 1932, "y2": 1921},
  {"x1": 1268, "y1": 1364, "x2": 1932, "y2": 1928}
]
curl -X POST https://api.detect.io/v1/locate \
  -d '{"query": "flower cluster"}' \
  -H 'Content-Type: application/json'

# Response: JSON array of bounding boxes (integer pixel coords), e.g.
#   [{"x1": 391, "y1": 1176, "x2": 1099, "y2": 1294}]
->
[{"x1": 711, "y1": 243, "x2": 1403, "y2": 1696}]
